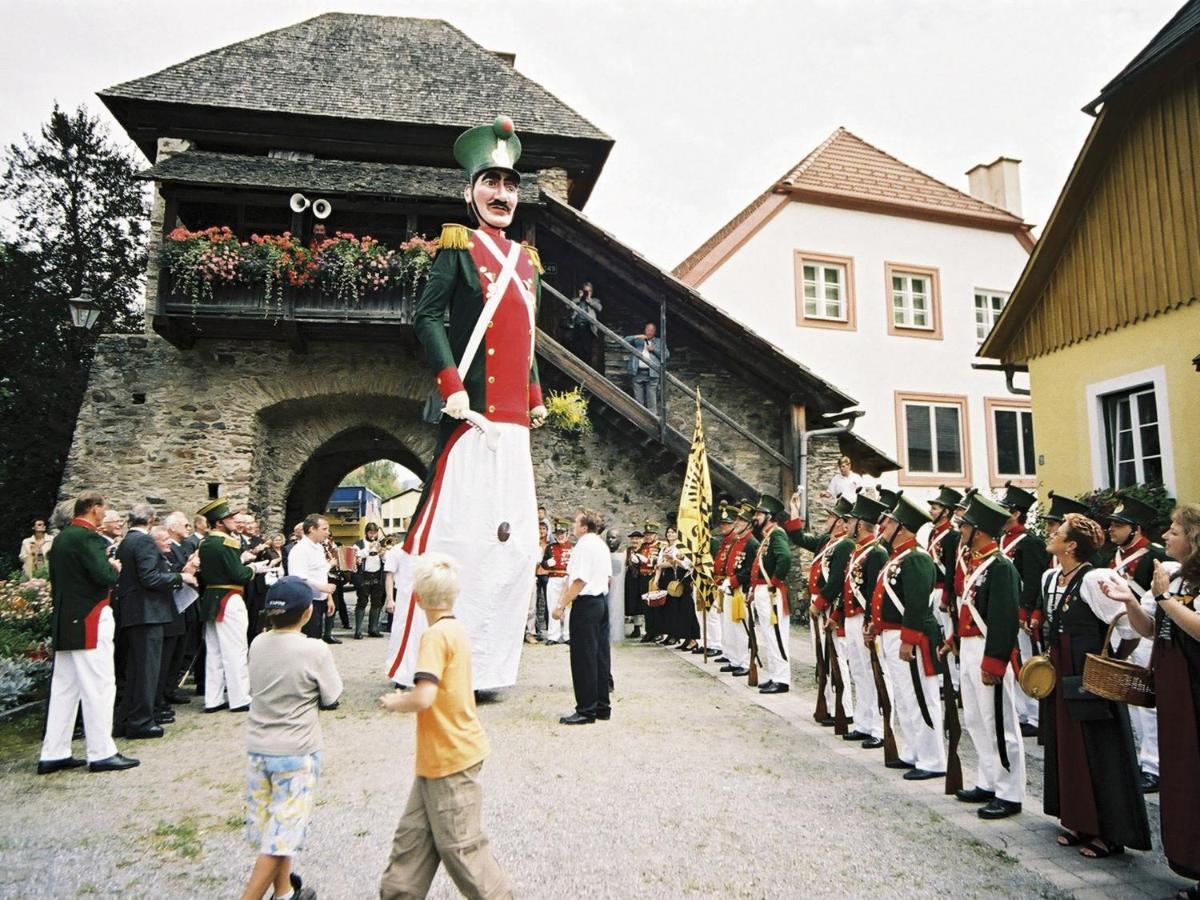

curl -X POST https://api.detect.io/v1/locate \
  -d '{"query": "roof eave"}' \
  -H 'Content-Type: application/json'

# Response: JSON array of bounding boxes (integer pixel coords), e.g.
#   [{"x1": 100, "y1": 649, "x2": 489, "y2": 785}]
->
[{"x1": 782, "y1": 186, "x2": 1029, "y2": 236}]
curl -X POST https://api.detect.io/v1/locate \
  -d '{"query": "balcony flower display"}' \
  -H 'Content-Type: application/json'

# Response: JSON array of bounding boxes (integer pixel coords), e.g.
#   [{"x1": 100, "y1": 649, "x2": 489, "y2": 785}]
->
[{"x1": 160, "y1": 226, "x2": 440, "y2": 313}]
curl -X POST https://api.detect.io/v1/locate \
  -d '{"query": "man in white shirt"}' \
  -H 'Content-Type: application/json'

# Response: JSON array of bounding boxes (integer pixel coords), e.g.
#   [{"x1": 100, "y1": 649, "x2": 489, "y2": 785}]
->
[
  {"x1": 286, "y1": 515, "x2": 336, "y2": 642},
  {"x1": 824, "y1": 456, "x2": 864, "y2": 503},
  {"x1": 553, "y1": 510, "x2": 612, "y2": 725}
]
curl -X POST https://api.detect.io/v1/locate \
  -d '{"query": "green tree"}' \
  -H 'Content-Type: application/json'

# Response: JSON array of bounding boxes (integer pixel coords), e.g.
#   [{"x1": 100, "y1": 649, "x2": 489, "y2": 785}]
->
[
  {"x1": 0, "y1": 105, "x2": 148, "y2": 570},
  {"x1": 340, "y1": 460, "x2": 401, "y2": 501}
]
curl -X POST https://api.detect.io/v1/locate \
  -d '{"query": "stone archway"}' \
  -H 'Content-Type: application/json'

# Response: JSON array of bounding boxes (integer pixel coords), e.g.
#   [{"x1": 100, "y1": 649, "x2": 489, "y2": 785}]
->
[
  {"x1": 283, "y1": 424, "x2": 427, "y2": 529},
  {"x1": 250, "y1": 391, "x2": 438, "y2": 530}
]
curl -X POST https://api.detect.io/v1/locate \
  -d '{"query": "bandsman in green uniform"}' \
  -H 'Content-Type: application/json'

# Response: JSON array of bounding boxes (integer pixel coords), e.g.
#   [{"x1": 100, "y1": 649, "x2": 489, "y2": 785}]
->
[
  {"x1": 840, "y1": 492, "x2": 890, "y2": 747},
  {"x1": 927, "y1": 485, "x2": 963, "y2": 687},
  {"x1": 874, "y1": 494, "x2": 946, "y2": 779},
  {"x1": 38, "y1": 492, "x2": 137, "y2": 773},
  {"x1": 749, "y1": 495, "x2": 793, "y2": 694},
  {"x1": 197, "y1": 498, "x2": 255, "y2": 712},
  {"x1": 1105, "y1": 493, "x2": 1169, "y2": 791},
  {"x1": 997, "y1": 482, "x2": 1050, "y2": 737},
  {"x1": 954, "y1": 493, "x2": 1025, "y2": 819}
]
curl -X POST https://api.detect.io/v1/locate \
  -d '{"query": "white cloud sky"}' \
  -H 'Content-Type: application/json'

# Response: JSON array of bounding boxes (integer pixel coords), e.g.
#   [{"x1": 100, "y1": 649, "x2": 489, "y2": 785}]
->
[{"x1": 0, "y1": 0, "x2": 1182, "y2": 270}]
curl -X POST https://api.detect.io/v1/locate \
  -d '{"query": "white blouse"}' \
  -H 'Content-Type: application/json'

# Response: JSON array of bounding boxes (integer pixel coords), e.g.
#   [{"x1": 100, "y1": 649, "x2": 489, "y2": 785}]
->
[{"x1": 1044, "y1": 565, "x2": 1137, "y2": 640}]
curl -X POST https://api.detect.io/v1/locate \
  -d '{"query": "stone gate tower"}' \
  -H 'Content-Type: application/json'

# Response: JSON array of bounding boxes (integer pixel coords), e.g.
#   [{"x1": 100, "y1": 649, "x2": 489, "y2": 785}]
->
[{"x1": 61, "y1": 14, "x2": 893, "y2": 547}]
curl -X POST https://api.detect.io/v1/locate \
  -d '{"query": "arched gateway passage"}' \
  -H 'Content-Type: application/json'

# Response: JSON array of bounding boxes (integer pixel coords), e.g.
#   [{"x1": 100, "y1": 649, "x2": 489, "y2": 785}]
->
[{"x1": 284, "y1": 425, "x2": 427, "y2": 529}]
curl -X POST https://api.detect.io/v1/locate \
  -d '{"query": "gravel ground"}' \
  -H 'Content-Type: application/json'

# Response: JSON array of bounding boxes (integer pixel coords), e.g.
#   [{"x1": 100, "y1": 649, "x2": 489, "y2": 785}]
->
[{"x1": 0, "y1": 627, "x2": 1065, "y2": 899}]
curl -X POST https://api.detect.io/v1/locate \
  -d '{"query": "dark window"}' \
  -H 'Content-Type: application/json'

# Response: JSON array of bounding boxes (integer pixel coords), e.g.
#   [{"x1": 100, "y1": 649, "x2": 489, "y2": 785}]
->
[
  {"x1": 903, "y1": 401, "x2": 964, "y2": 475},
  {"x1": 1102, "y1": 385, "x2": 1161, "y2": 487},
  {"x1": 993, "y1": 407, "x2": 1035, "y2": 477}
]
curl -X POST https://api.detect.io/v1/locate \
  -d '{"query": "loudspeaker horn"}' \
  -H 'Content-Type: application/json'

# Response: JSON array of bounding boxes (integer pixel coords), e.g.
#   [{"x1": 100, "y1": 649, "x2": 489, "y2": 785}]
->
[
  {"x1": 289, "y1": 192, "x2": 310, "y2": 213},
  {"x1": 312, "y1": 198, "x2": 332, "y2": 219}
]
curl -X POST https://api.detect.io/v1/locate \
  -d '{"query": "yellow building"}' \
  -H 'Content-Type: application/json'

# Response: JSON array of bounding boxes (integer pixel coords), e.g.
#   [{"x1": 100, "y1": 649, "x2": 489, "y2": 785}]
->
[{"x1": 981, "y1": 3, "x2": 1200, "y2": 502}]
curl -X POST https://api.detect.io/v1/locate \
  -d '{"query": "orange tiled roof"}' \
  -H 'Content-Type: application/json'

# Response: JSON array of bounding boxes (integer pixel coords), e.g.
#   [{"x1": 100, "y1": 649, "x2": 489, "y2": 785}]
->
[{"x1": 675, "y1": 127, "x2": 1027, "y2": 282}]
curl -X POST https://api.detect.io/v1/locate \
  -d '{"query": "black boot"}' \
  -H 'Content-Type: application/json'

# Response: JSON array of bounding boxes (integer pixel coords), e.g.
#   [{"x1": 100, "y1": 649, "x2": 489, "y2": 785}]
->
[
  {"x1": 354, "y1": 604, "x2": 365, "y2": 640},
  {"x1": 368, "y1": 602, "x2": 384, "y2": 637},
  {"x1": 323, "y1": 614, "x2": 342, "y2": 645},
  {"x1": 630, "y1": 625, "x2": 642, "y2": 639}
]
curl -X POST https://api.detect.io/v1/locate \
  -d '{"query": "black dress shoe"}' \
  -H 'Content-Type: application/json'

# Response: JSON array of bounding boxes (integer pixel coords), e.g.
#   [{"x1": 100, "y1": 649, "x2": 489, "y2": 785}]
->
[
  {"x1": 903, "y1": 768, "x2": 946, "y2": 781},
  {"x1": 126, "y1": 725, "x2": 164, "y2": 740},
  {"x1": 154, "y1": 711, "x2": 175, "y2": 724},
  {"x1": 719, "y1": 664, "x2": 736, "y2": 672},
  {"x1": 89, "y1": 753, "x2": 140, "y2": 772},
  {"x1": 368, "y1": 631, "x2": 383, "y2": 637},
  {"x1": 323, "y1": 636, "x2": 343, "y2": 645},
  {"x1": 353, "y1": 632, "x2": 364, "y2": 640},
  {"x1": 730, "y1": 667, "x2": 749, "y2": 677},
  {"x1": 1141, "y1": 772, "x2": 1160, "y2": 793},
  {"x1": 689, "y1": 645, "x2": 704, "y2": 654},
  {"x1": 37, "y1": 756, "x2": 87, "y2": 775},
  {"x1": 1019, "y1": 722, "x2": 1039, "y2": 738},
  {"x1": 595, "y1": 710, "x2": 611, "y2": 721},
  {"x1": 759, "y1": 682, "x2": 789, "y2": 694},
  {"x1": 203, "y1": 703, "x2": 228, "y2": 714},
  {"x1": 885, "y1": 759, "x2": 915, "y2": 770},
  {"x1": 978, "y1": 798, "x2": 1022, "y2": 819},
  {"x1": 559, "y1": 713, "x2": 595, "y2": 725},
  {"x1": 164, "y1": 693, "x2": 191, "y2": 705},
  {"x1": 956, "y1": 786, "x2": 996, "y2": 803},
  {"x1": 639, "y1": 634, "x2": 657, "y2": 644},
  {"x1": 704, "y1": 648, "x2": 721, "y2": 657},
  {"x1": 229, "y1": 705, "x2": 250, "y2": 713},
  {"x1": 861, "y1": 737, "x2": 885, "y2": 749},
  {"x1": 819, "y1": 716, "x2": 836, "y2": 727},
  {"x1": 715, "y1": 656, "x2": 729, "y2": 663},
  {"x1": 842, "y1": 730, "x2": 870, "y2": 741}
]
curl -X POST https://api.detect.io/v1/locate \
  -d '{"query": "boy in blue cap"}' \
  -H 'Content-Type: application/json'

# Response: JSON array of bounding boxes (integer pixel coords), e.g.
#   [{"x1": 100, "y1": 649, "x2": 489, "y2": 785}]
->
[{"x1": 241, "y1": 576, "x2": 344, "y2": 900}]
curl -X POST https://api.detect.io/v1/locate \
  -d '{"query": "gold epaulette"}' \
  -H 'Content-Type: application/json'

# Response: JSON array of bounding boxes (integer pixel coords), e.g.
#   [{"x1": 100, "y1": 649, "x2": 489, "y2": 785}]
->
[
  {"x1": 223, "y1": 536, "x2": 241, "y2": 550},
  {"x1": 523, "y1": 244, "x2": 544, "y2": 274},
  {"x1": 438, "y1": 223, "x2": 471, "y2": 251}
]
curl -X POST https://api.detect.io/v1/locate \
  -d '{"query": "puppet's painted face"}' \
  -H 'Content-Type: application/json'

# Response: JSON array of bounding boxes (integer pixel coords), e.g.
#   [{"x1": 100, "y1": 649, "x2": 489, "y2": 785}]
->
[{"x1": 467, "y1": 169, "x2": 520, "y2": 229}]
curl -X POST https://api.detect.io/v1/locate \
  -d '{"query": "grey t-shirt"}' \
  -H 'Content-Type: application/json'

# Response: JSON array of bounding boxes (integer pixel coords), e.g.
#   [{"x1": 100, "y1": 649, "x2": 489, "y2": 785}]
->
[{"x1": 246, "y1": 630, "x2": 343, "y2": 756}]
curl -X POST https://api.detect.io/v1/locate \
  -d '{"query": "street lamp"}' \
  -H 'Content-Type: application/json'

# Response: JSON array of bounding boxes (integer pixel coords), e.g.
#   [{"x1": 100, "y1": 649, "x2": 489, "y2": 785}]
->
[{"x1": 67, "y1": 290, "x2": 101, "y2": 330}]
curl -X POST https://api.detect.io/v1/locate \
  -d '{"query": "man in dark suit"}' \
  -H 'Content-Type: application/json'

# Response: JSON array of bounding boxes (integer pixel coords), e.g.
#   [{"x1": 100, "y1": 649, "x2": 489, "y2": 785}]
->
[
  {"x1": 161, "y1": 512, "x2": 199, "y2": 707},
  {"x1": 114, "y1": 505, "x2": 192, "y2": 739}
]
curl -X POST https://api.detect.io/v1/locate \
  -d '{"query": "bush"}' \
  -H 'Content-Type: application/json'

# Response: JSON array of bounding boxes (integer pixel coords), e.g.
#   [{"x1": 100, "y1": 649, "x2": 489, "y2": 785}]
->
[
  {"x1": 0, "y1": 655, "x2": 50, "y2": 712},
  {"x1": 0, "y1": 577, "x2": 52, "y2": 659},
  {"x1": 1076, "y1": 483, "x2": 1174, "y2": 543}
]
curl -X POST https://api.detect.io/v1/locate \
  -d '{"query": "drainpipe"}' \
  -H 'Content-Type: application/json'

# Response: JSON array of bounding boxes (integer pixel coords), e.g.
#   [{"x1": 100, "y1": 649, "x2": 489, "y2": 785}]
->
[
  {"x1": 971, "y1": 361, "x2": 1030, "y2": 396},
  {"x1": 797, "y1": 409, "x2": 865, "y2": 525}
]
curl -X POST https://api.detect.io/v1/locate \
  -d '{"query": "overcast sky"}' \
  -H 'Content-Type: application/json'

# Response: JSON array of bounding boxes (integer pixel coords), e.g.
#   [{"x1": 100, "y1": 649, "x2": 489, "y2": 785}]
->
[{"x1": 0, "y1": 0, "x2": 1182, "y2": 270}]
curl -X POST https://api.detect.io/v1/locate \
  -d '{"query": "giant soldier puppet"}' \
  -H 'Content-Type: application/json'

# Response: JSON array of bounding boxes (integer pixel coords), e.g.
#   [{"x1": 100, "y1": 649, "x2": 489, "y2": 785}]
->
[{"x1": 386, "y1": 117, "x2": 547, "y2": 692}]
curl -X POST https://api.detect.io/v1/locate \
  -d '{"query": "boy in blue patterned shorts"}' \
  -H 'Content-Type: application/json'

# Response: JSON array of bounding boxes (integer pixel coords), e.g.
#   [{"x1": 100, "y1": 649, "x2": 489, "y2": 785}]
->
[{"x1": 242, "y1": 576, "x2": 343, "y2": 900}]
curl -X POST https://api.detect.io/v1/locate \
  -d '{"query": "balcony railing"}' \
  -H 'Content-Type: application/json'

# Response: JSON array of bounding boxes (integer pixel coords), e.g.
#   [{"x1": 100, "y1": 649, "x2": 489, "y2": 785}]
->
[{"x1": 158, "y1": 279, "x2": 418, "y2": 325}]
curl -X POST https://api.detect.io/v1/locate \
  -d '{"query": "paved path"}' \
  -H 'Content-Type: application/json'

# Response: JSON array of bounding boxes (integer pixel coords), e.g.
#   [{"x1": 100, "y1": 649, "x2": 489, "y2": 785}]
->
[{"x1": 0, "y1": 622, "x2": 1185, "y2": 898}]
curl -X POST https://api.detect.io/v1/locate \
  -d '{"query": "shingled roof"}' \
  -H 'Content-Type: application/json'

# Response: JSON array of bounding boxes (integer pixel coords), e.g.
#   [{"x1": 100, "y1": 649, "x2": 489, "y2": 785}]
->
[
  {"x1": 1086, "y1": 0, "x2": 1200, "y2": 114},
  {"x1": 675, "y1": 127, "x2": 1031, "y2": 284},
  {"x1": 137, "y1": 150, "x2": 541, "y2": 203},
  {"x1": 100, "y1": 13, "x2": 609, "y2": 141}
]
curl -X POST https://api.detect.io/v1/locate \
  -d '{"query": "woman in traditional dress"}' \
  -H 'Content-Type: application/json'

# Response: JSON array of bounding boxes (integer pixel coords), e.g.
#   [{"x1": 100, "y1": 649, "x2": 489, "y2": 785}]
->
[
  {"x1": 657, "y1": 527, "x2": 697, "y2": 650},
  {"x1": 1041, "y1": 512, "x2": 1151, "y2": 859},
  {"x1": 624, "y1": 531, "x2": 645, "y2": 639},
  {"x1": 1106, "y1": 504, "x2": 1200, "y2": 897}
]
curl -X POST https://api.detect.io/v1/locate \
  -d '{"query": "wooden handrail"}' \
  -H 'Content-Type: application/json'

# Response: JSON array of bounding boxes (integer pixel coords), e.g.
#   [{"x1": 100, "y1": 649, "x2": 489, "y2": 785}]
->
[{"x1": 541, "y1": 280, "x2": 790, "y2": 467}]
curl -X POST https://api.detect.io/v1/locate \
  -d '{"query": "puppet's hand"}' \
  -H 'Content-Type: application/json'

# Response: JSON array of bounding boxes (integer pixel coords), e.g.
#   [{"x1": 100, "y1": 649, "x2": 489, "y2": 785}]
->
[
  {"x1": 443, "y1": 391, "x2": 470, "y2": 419},
  {"x1": 530, "y1": 405, "x2": 548, "y2": 428}
]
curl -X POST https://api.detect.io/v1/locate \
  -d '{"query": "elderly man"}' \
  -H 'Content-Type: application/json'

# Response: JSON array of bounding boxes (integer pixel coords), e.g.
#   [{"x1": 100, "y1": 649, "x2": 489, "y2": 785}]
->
[
  {"x1": 387, "y1": 115, "x2": 547, "y2": 693},
  {"x1": 38, "y1": 491, "x2": 137, "y2": 774},
  {"x1": 161, "y1": 511, "x2": 199, "y2": 707},
  {"x1": 114, "y1": 505, "x2": 191, "y2": 739}
]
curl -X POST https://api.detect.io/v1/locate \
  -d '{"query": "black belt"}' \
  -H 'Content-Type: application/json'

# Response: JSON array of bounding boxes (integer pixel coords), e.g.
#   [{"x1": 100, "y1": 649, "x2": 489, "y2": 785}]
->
[{"x1": 579, "y1": 592, "x2": 606, "y2": 599}]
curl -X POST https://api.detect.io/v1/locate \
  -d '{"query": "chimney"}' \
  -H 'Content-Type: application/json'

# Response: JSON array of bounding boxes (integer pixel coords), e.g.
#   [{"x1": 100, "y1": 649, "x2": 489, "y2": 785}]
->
[
  {"x1": 966, "y1": 157, "x2": 1023, "y2": 218},
  {"x1": 493, "y1": 50, "x2": 516, "y2": 67}
]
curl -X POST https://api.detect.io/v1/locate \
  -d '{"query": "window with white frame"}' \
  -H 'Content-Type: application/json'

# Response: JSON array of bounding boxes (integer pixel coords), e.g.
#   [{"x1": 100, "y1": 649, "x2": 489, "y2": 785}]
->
[
  {"x1": 801, "y1": 261, "x2": 847, "y2": 321},
  {"x1": 902, "y1": 399, "x2": 965, "y2": 475},
  {"x1": 1102, "y1": 384, "x2": 1163, "y2": 487},
  {"x1": 992, "y1": 405, "x2": 1035, "y2": 478},
  {"x1": 892, "y1": 272, "x2": 933, "y2": 329},
  {"x1": 975, "y1": 291, "x2": 1008, "y2": 342}
]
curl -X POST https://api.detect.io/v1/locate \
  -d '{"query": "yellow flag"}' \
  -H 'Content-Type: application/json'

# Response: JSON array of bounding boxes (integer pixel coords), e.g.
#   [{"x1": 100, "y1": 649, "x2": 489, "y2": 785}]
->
[{"x1": 677, "y1": 389, "x2": 713, "y2": 611}]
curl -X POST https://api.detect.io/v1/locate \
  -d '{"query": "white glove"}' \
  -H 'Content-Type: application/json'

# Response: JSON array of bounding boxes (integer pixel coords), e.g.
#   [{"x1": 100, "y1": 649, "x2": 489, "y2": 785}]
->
[
  {"x1": 443, "y1": 390, "x2": 469, "y2": 419},
  {"x1": 530, "y1": 405, "x2": 548, "y2": 428}
]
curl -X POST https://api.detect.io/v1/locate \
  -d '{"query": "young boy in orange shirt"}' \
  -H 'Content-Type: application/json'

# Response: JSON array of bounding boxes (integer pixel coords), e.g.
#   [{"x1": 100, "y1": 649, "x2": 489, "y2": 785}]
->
[{"x1": 378, "y1": 552, "x2": 511, "y2": 899}]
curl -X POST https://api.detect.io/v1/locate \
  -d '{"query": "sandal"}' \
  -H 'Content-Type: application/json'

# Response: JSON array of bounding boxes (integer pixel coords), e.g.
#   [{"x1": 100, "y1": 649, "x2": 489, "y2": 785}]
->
[
  {"x1": 1079, "y1": 839, "x2": 1124, "y2": 859},
  {"x1": 1056, "y1": 829, "x2": 1086, "y2": 847}
]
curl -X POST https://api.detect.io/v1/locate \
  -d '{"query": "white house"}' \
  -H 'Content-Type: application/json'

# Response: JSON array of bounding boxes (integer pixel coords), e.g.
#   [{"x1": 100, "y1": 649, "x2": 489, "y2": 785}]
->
[{"x1": 675, "y1": 128, "x2": 1035, "y2": 502}]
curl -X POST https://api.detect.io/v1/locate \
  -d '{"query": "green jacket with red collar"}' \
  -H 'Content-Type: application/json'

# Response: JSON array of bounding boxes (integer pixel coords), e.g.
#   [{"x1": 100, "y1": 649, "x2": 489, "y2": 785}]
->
[{"x1": 47, "y1": 520, "x2": 119, "y2": 651}]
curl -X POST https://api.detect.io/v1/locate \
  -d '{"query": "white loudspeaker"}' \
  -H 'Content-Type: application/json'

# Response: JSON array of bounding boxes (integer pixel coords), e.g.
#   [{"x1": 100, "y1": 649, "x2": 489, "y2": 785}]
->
[
  {"x1": 289, "y1": 193, "x2": 310, "y2": 213},
  {"x1": 312, "y1": 198, "x2": 332, "y2": 219}
]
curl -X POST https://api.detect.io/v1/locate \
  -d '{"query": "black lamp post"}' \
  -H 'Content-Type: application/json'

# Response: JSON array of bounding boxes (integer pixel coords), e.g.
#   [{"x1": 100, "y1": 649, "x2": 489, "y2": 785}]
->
[{"x1": 67, "y1": 289, "x2": 101, "y2": 330}]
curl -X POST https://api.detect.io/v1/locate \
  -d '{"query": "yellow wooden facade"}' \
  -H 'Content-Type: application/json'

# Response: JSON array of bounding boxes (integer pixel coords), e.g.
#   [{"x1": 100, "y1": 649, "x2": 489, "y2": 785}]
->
[{"x1": 982, "y1": 41, "x2": 1200, "y2": 502}]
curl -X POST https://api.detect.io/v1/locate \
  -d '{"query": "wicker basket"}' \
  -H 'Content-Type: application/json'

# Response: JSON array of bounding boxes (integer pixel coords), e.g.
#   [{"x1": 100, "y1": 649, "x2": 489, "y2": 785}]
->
[{"x1": 1081, "y1": 612, "x2": 1155, "y2": 708}]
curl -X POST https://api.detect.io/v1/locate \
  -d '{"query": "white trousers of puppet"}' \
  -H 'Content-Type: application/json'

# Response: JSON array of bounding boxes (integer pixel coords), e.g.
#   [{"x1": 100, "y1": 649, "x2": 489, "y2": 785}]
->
[
  {"x1": 721, "y1": 589, "x2": 748, "y2": 669},
  {"x1": 1129, "y1": 638, "x2": 1159, "y2": 776},
  {"x1": 881, "y1": 630, "x2": 946, "y2": 772},
  {"x1": 1015, "y1": 630, "x2": 1039, "y2": 727},
  {"x1": 842, "y1": 615, "x2": 880, "y2": 738},
  {"x1": 750, "y1": 585, "x2": 790, "y2": 685},
  {"x1": 544, "y1": 577, "x2": 570, "y2": 643},
  {"x1": 959, "y1": 636, "x2": 1025, "y2": 804},
  {"x1": 698, "y1": 598, "x2": 721, "y2": 651},
  {"x1": 41, "y1": 607, "x2": 118, "y2": 763},
  {"x1": 205, "y1": 595, "x2": 250, "y2": 710},
  {"x1": 933, "y1": 589, "x2": 960, "y2": 690},
  {"x1": 387, "y1": 422, "x2": 539, "y2": 691},
  {"x1": 386, "y1": 549, "x2": 421, "y2": 687}
]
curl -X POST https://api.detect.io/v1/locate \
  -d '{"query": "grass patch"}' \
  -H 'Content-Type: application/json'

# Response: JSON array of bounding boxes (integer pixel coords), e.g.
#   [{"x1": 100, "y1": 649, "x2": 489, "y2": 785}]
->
[
  {"x1": 152, "y1": 817, "x2": 203, "y2": 859},
  {"x1": 223, "y1": 814, "x2": 243, "y2": 831}
]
